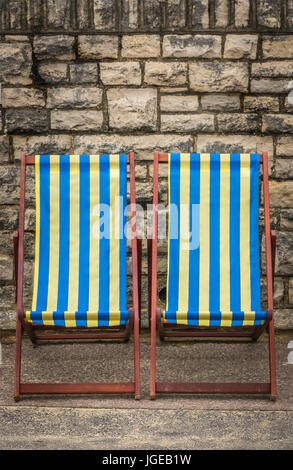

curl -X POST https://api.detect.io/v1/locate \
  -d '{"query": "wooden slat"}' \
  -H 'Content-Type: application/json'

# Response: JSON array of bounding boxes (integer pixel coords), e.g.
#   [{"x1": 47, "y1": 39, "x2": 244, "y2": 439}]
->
[
  {"x1": 20, "y1": 382, "x2": 135, "y2": 395},
  {"x1": 25, "y1": 154, "x2": 131, "y2": 165},
  {"x1": 158, "y1": 153, "x2": 263, "y2": 163},
  {"x1": 156, "y1": 382, "x2": 271, "y2": 395}
]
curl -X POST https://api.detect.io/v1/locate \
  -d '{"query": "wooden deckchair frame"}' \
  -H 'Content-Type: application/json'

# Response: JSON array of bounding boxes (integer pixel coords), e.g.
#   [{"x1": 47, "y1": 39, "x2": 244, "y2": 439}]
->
[
  {"x1": 14, "y1": 152, "x2": 141, "y2": 400},
  {"x1": 149, "y1": 151, "x2": 277, "y2": 400}
]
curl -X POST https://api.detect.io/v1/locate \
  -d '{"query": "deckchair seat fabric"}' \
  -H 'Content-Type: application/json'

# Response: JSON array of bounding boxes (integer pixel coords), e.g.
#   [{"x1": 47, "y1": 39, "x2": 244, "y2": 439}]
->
[
  {"x1": 25, "y1": 154, "x2": 128, "y2": 327},
  {"x1": 164, "y1": 153, "x2": 266, "y2": 327}
]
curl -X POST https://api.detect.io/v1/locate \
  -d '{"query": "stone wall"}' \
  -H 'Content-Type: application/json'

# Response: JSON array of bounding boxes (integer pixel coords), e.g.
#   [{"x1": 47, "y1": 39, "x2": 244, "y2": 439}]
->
[{"x1": 0, "y1": 0, "x2": 293, "y2": 329}]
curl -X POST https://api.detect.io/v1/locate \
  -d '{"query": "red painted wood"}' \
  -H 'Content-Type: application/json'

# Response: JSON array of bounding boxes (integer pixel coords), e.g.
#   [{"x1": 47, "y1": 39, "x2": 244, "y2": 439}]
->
[
  {"x1": 156, "y1": 382, "x2": 271, "y2": 395},
  {"x1": 14, "y1": 153, "x2": 140, "y2": 400},
  {"x1": 20, "y1": 382, "x2": 135, "y2": 395}
]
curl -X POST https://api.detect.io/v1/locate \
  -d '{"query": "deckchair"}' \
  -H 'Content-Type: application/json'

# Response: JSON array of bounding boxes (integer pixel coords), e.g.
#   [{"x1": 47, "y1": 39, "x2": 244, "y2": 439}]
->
[
  {"x1": 149, "y1": 151, "x2": 276, "y2": 400},
  {"x1": 14, "y1": 152, "x2": 140, "y2": 400}
]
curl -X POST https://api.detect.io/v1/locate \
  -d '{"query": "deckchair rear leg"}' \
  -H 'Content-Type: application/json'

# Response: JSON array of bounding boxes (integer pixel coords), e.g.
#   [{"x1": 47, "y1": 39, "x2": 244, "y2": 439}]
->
[
  {"x1": 147, "y1": 238, "x2": 152, "y2": 330},
  {"x1": 131, "y1": 308, "x2": 141, "y2": 400},
  {"x1": 268, "y1": 319, "x2": 277, "y2": 400},
  {"x1": 14, "y1": 318, "x2": 23, "y2": 402}
]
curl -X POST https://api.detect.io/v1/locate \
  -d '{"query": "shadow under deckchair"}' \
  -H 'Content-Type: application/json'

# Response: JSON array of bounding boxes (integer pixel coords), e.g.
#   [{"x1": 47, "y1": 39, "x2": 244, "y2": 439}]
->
[
  {"x1": 149, "y1": 151, "x2": 276, "y2": 400},
  {"x1": 14, "y1": 152, "x2": 140, "y2": 400}
]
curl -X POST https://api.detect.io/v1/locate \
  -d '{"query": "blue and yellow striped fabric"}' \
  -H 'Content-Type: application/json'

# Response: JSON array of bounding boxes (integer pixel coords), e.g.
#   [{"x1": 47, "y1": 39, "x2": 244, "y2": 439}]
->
[
  {"x1": 164, "y1": 153, "x2": 266, "y2": 327},
  {"x1": 25, "y1": 154, "x2": 128, "y2": 327}
]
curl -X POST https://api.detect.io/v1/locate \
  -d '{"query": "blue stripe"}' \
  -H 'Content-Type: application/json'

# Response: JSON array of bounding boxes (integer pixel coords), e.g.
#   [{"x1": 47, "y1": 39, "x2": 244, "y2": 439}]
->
[
  {"x1": 54, "y1": 155, "x2": 70, "y2": 327},
  {"x1": 230, "y1": 154, "x2": 242, "y2": 326},
  {"x1": 165, "y1": 153, "x2": 180, "y2": 322},
  {"x1": 119, "y1": 154, "x2": 128, "y2": 314},
  {"x1": 250, "y1": 154, "x2": 262, "y2": 312},
  {"x1": 77, "y1": 155, "x2": 90, "y2": 327},
  {"x1": 209, "y1": 154, "x2": 221, "y2": 325},
  {"x1": 35, "y1": 155, "x2": 50, "y2": 318},
  {"x1": 187, "y1": 153, "x2": 200, "y2": 325},
  {"x1": 98, "y1": 155, "x2": 110, "y2": 325}
]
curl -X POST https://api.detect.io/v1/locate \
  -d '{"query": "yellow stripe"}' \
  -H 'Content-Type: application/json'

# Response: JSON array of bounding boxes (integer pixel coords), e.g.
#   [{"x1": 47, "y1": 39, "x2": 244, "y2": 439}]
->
[
  {"x1": 177, "y1": 154, "x2": 190, "y2": 321},
  {"x1": 240, "y1": 154, "x2": 253, "y2": 326},
  {"x1": 32, "y1": 155, "x2": 40, "y2": 311},
  {"x1": 219, "y1": 154, "x2": 232, "y2": 327},
  {"x1": 166, "y1": 154, "x2": 171, "y2": 312},
  {"x1": 88, "y1": 155, "x2": 100, "y2": 315},
  {"x1": 66, "y1": 155, "x2": 80, "y2": 327},
  {"x1": 198, "y1": 154, "x2": 210, "y2": 326},
  {"x1": 44, "y1": 156, "x2": 60, "y2": 325},
  {"x1": 109, "y1": 155, "x2": 120, "y2": 326}
]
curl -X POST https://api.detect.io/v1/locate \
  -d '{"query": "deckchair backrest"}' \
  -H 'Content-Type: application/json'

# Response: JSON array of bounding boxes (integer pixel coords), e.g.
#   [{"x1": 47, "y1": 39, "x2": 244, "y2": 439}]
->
[
  {"x1": 164, "y1": 153, "x2": 264, "y2": 326},
  {"x1": 29, "y1": 154, "x2": 128, "y2": 327}
]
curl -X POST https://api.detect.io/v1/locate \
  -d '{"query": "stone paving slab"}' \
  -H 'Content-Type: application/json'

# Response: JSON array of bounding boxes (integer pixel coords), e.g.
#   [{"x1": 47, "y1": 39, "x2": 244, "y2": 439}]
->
[
  {"x1": 0, "y1": 406, "x2": 293, "y2": 450},
  {"x1": 0, "y1": 336, "x2": 293, "y2": 449}
]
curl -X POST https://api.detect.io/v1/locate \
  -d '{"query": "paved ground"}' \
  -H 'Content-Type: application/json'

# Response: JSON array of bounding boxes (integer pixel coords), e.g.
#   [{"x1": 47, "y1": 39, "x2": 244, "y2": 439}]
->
[{"x1": 0, "y1": 332, "x2": 293, "y2": 449}]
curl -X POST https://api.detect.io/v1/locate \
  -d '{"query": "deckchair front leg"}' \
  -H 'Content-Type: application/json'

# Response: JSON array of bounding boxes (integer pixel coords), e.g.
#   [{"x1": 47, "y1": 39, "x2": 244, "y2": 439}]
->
[
  {"x1": 14, "y1": 316, "x2": 23, "y2": 402},
  {"x1": 268, "y1": 318, "x2": 277, "y2": 400}
]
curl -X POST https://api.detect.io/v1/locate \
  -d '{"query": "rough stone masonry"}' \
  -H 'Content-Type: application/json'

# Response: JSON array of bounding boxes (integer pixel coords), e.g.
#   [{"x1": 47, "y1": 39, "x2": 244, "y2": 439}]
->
[{"x1": 0, "y1": 0, "x2": 293, "y2": 329}]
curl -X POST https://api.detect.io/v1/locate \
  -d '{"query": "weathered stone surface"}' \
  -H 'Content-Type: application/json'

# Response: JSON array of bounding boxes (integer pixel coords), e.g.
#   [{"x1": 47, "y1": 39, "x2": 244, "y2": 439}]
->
[
  {"x1": 285, "y1": 96, "x2": 293, "y2": 112},
  {"x1": 263, "y1": 36, "x2": 293, "y2": 59},
  {"x1": 167, "y1": 0, "x2": 187, "y2": 29},
  {"x1": 4, "y1": 35, "x2": 30, "y2": 42},
  {"x1": 251, "y1": 79, "x2": 290, "y2": 93},
  {"x1": 0, "y1": 135, "x2": 10, "y2": 163},
  {"x1": 215, "y1": 0, "x2": 229, "y2": 27},
  {"x1": 47, "y1": 0, "x2": 71, "y2": 29},
  {"x1": 269, "y1": 182, "x2": 293, "y2": 208},
  {"x1": 2, "y1": 88, "x2": 45, "y2": 107},
  {"x1": 78, "y1": 35, "x2": 118, "y2": 59},
  {"x1": 145, "y1": 62, "x2": 187, "y2": 86},
  {"x1": 51, "y1": 110, "x2": 103, "y2": 131},
  {"x1": 201, "y1": 94, "x2": 241, "y2": 111},
  {"x1": 122, "y1": 0, "x2": 139, "y2": 30},
  {"x1": 93, "y1": 0, "x2": 116, "y2": 30},
  {"x1": 274, "y1": 310, "x2": 293, "y2": 329},
  {"x1": 163, "y1": 35, "x2": 221, "y2": 58},
  {"x1": 280, "y1": 210, "x2": 293, "y2": 230},
  {"x1": 13, "y1": 135, "x2": 72, "y2": 161},
  {"x1": 160, "y1": 95, "x2": 199, "y2": 112},
  {"x1": 160, "y1": 87, "x2": 189, "y2": 94},
  {"x1": 69, "y1": 64, "x2": 98, "y2": 84},
  {"x1": 34, "y1": 35, "x2": 75, "y2": 60},
  {"x1": 288, "y1": 0, "x2": 293, "y2": 27},
  {"x1": 74, "y1": 134, "x2": 193, "y2": 160},
  {"x1": 191, "y1": 0, "x2": 209, "y2": 28},
  {"x1": 244, "y1": 96, "x2": 279, "y2": 112},
  {"x1": 217, "y1": 113, "x2": 259, "y2": 133},
  {"x1": 0, "y1": 255, "x2": 13, "y2": 281},
  {"x1": 276, "y1": 136, "x2": 293, "y2": 156},
  {"x1": 100, "y1": 62, "x2": 141, "y2": 85},
  {"x1": 144, "y1": 0, "x2": 161, "y2": 29},
  {"x1": 275, "y1": 159, "x2": 293, "y2": 179},
  {"x1": 257, "y1": 0, "x2": 281, "y2": 28},
  {"x1": 275, "y1": 232, "x2": 293, "y2": 275},
  {"x1": 107, "y1": 88, "x2": 157, "y2": 131},
  {"x1": 234, "y1": 0, "x2": 250, "y2": 27},
  {"x1": 0, "y1": 166, "x2": 34, "y2": 204},
  {"x1": 38, "y1": 63, "x2": 68, "y2": 84},
  {"x1": 47, "y1": 87, "x2": 103, "y2": 108},
  {"x1": 122, "y1": 35, "x2": 160, "y2": 58},
  {"x1": 189, "y1": 62, "x2": 249, "y2": 92},
  {"x1": 5, "y1": 109, "x2": 48, "y2": 133},
  {"x1": 252, "y1": 61, "x2": 293, "y2": 77},
  {"x1": 0, "y1": 42, "x2": 32, "y2": 85},
  {"x1": 289, "y1": 280, "x2": 293, "y2": 304},
  {"x1": 224, "y1": 35, "x2": 258, "y2": 59},
  {"x1": 161, "y1": 114, "x2": 214, "y2": 133},
  {"x1": 262, "y1": 114, "x2": 293, "y2": 133},
  {"x1": 196, "y1": 134, "x2": 274, "y2": 172}
]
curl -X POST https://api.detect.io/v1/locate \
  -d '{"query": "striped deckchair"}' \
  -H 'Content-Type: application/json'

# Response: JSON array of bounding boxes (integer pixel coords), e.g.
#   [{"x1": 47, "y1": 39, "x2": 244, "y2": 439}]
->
[
  {"x1": 149, "y1": 151, "x2": 276, "y2": 400},
  {"x1": 14, "y1": 153, "x2": 140, "y2": 400}
]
